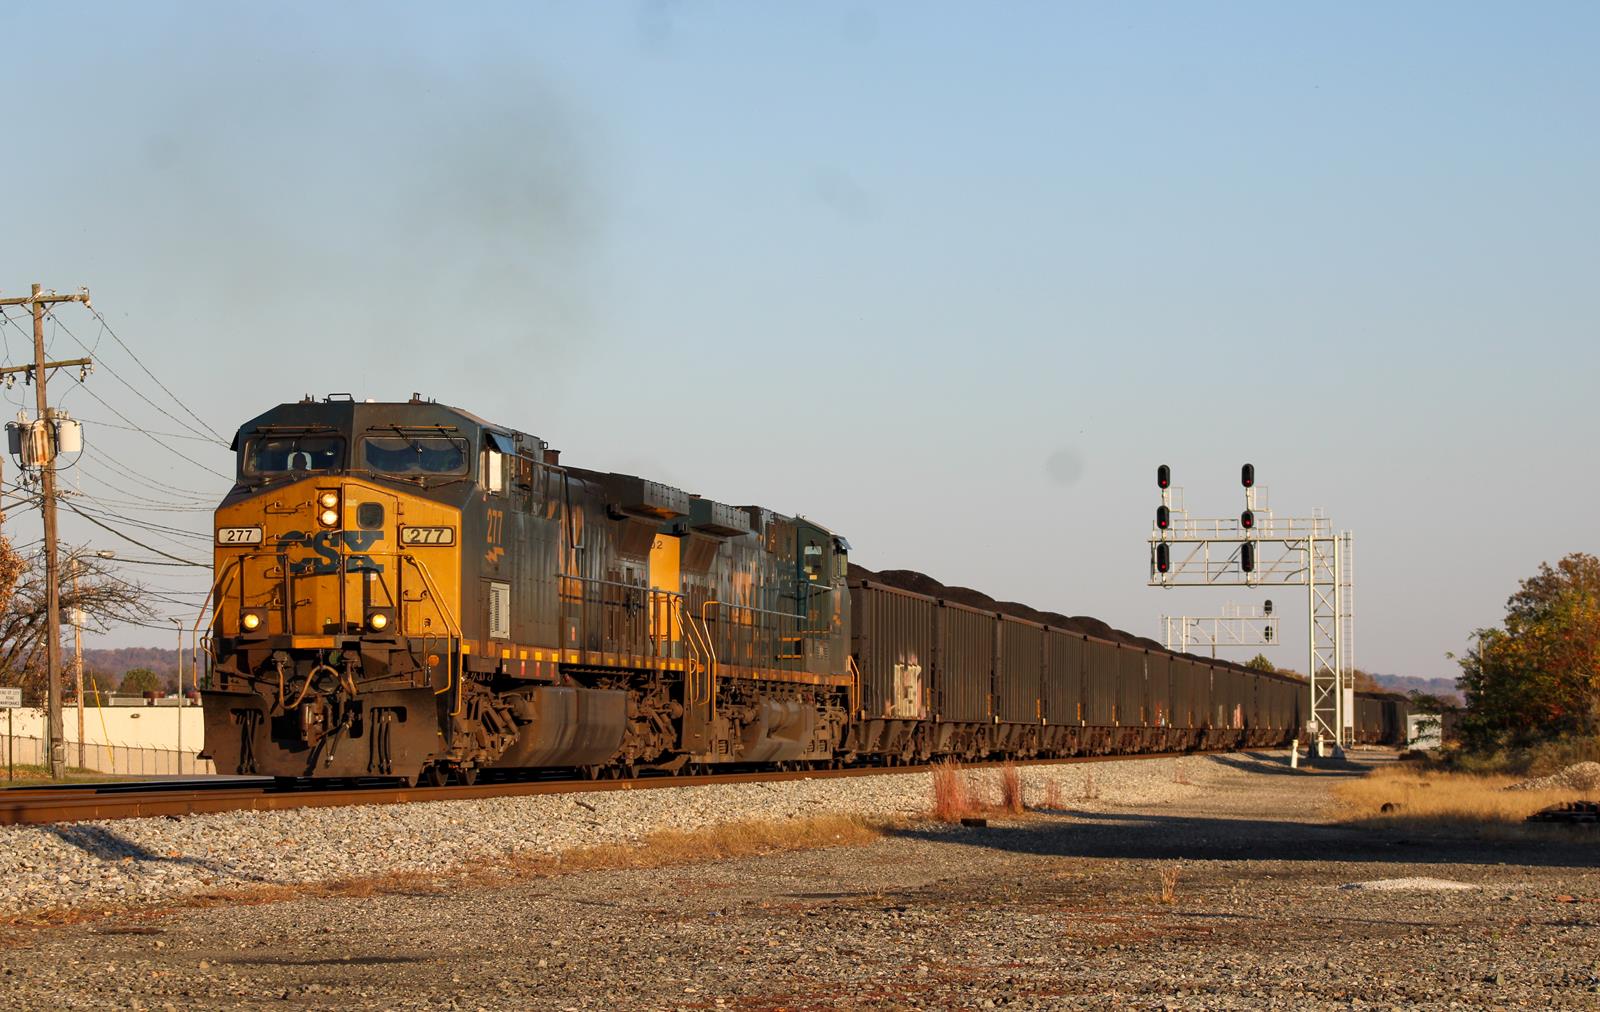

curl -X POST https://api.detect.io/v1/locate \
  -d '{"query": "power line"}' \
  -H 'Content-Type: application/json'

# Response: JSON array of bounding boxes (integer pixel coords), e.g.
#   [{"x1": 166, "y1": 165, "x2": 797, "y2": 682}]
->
[
  {"x1": 52, "y1": 312, "x2": 227, "y2": 447},
  {"x1": 86, "y1": 306, "x2": 229, "y2": 442},
  {"x1": 62, "y1": 377, "x2": 232, "y2": 480},
  {"x1": 64, "y1": 499, "x2": 211, "y2": 544},
  {"x1": 82, "y1": 448, "x2": 220, "y2": 501},
  {"x1": 57, "y1": 499, "x2": 207, "y2": 567},
  {"x1": 76, "y1": 416, "x2": 224, "y2": 445}
]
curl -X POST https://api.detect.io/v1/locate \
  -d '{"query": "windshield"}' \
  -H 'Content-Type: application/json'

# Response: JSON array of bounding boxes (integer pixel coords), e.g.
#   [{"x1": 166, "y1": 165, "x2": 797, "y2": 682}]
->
[
  {"x1": 242, "y1": 434, "x2": 345, "y2": 476},
  {"x1": 360, "y1": 434, "x2": 471, "y2": 476}
]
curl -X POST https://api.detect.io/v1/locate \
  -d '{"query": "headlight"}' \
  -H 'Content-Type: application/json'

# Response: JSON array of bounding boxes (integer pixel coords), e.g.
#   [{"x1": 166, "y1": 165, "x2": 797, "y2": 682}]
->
[
  {"x1": 319, "y1": 508, "x2": 340, "y2": 527},
  {"x1": 241, "y1": 611, "x2": 263, "y2": 632},
  {"x1": 318, "y1": 492, "x2": 339, "y2": 509},
  {"x1": 367, "y1": 611, "x2": 389, "y2": 631}
]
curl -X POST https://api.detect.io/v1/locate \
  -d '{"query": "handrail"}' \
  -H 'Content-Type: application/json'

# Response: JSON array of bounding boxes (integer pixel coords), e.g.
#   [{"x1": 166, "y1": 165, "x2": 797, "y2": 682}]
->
[
  {"x1": 401, "y1": 554, "x2": 463, "y2": 711},
  {"x1": 846, "y1": 655, "x2": 862, "y2": 718},
  {"x1": 699, "y1": 600, "x2": 722, "y2": 721},
  {"x1": 191, "y1": 558, "x2": 241, "y2": 681},
  {"x1": 676, "y1": 597, "x2": 710, "y2": 706},
  {"x1": 401, "y1": 553, "x2": 462, "y2": 640}
]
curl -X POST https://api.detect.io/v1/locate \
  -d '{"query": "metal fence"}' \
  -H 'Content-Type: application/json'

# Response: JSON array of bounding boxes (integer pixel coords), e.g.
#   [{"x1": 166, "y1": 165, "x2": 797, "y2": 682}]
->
[{"x1": 1, "y1": 734, "x2": 215, "y2": 778}]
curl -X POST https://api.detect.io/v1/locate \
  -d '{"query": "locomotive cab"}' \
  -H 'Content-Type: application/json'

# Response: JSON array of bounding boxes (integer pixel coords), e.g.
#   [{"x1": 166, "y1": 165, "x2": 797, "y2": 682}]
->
[{"x1": 200, "y1": 396, "x2": 501, "y2": 782}]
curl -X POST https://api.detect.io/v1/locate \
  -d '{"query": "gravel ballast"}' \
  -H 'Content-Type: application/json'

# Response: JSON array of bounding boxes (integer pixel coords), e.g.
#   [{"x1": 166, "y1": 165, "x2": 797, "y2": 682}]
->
[
  {"x1": 3, "y1": 749, "x2": 1597, "y2": 1010},
  {"x1": 1, "y1": 755, "x2": 1209, "y2": 919}
]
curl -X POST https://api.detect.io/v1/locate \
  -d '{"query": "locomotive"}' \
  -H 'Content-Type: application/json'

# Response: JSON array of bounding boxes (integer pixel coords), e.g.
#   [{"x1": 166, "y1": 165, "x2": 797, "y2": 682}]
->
[{"x1": 199, "y1": 395, "x2": 1408, "y2": 783}]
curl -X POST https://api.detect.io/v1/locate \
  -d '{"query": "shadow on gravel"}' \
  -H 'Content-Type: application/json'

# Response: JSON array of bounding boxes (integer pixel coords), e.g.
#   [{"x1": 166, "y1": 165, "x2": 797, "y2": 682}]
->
[
  {"x1": 43, "y1": 824, "x2": 274, "y2": 882},
  {"x1": 1203, "y1": 752, "x2": 1378, "y2": 779},
  {"x1": 886, "y1": 811, "x2": 1600, "y2": 869},
  {"x1": 225, "y1": 955, "x2": 424, "y2": 967}
]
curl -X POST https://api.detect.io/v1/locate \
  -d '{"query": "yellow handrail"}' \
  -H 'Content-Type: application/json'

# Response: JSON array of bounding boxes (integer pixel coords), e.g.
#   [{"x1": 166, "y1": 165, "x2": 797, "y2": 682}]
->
[
  {"x1": 192, "y1": 556, "x2": 241, "y2": 645},
  {"x1": 402, "y1": 554, "x2": 464, "y2": 715},
  {"x1": 675, "y1": 597, "x2": 708, "y2": 705},
  {"x1": 699, "y1": 600, "x2": 722, "y2": 721}
]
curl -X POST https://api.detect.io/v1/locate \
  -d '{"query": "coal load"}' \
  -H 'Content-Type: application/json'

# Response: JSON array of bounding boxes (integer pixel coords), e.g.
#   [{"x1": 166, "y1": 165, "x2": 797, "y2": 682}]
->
[{"x1": 849, "y1": 563, "x2": 1270, "y2": 678}]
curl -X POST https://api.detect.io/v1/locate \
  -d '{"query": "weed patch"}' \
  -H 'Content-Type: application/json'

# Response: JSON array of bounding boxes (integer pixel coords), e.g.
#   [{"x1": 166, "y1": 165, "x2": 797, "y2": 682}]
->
[{"x1": 1331, "y1": 765, "x2": 1598, "y2": 837}]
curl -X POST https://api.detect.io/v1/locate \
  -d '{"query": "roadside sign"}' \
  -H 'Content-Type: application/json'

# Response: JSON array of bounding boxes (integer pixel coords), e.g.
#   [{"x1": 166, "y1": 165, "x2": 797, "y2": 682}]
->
[{"x1": 0, "y1": 687, "x2": 20, "y2": 709}]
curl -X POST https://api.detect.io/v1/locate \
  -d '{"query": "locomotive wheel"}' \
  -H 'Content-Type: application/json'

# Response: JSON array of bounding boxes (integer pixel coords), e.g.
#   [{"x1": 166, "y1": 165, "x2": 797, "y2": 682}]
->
[
  {"x1": 421, "y1": 764, "x2": 449, "y2": 788},
  {"x1": 458, "y1": 765, "x2": 479, "y2": 786}
]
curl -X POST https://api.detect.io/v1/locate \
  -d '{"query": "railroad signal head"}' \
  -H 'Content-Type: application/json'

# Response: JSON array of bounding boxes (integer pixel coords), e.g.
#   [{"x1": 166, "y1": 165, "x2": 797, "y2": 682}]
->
[
  {"x1": 1263, "y1": 599, "x2": 1273, "y2": 616},
  {"x1": 1155, "y1": 543, "x2": 1171, "y2": 573},
  {"x1": 1240, "y1": 509, "x2": 1255, "y2": 530},
  {"x1": 1264, "y1": 625, "x2": 1274, "y2": 642},
  {"x1": 1241, "y1": 463, "x2": 1255, "y2": 489},
  {"x1": 1156, "y1": 505, "x2": 1170, "y2": 530},
  {"x1": 1240, "y1": 542, "x2": 1256, "y2": 573},
  {"x1": 1157, "y1": 464, "x2": 1171, "y2": 490}
]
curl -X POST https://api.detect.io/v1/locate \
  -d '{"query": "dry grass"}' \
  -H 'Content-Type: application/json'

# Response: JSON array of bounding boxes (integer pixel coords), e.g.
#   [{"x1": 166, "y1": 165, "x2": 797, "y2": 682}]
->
[
  {"x1": 931, "y1": 760, "x2": 975, "y2": 822},
  {"x1": 1079, "y1": 768, "x2": 1100, "y2": 801},
  {"x1": 1155, "y1": 865, "x2": 1180, "y2": 905},
  {"x1": 0, "y1": 814, "x2": 886, "y2": 946},
  {"x1": 1041, "y1": 779, "x2": 1064, "y2": 811},
  {"x1": 527, "y1": 814, "x2": 883, "y2": 873},
  {"x1": 998, "y1": 761, "x2": 1025, "y2": 816},
  {"x1": 1331, "y1": 765, "x2": 1598, "y2": 836}
]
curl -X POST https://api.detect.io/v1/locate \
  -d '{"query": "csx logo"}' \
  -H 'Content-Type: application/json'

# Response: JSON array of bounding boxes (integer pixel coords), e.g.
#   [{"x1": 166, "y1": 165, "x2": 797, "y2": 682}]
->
[{"x1": 276, "y1": 530, "x2": 385, "y2": 576}]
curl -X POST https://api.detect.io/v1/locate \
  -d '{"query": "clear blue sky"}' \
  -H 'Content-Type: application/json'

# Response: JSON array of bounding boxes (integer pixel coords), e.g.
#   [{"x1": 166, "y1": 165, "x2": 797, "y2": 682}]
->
[{"x1": 1, "y1": 2, "x2": 1596, "y2": 679}]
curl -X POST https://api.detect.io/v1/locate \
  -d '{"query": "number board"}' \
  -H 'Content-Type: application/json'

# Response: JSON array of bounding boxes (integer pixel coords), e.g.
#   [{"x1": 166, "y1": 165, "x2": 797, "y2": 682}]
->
[
  {"x1": 216, "y1": 527, "x2": 264, "y2": 546},
  {"x1": 0, "y1": 687, "x2": 21, "y2": 708},
  {"x1": 400, "y1": 526, "x2": 456, "y2": 547}
]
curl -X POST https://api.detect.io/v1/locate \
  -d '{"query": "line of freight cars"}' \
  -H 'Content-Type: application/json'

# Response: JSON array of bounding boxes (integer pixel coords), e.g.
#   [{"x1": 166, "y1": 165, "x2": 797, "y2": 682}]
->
[{"x1": 846, "y1": 567, "x2": 1411, "y2": 760}]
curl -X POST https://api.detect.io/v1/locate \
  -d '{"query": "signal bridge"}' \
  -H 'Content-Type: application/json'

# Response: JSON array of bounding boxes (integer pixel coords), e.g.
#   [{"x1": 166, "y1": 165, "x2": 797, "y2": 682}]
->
[
  {"x1": 1161, "y1": 600, "x2": 1280, "y2": 657},
  {"x1": 1148, "y1": 464, "x2": 1355, "y2": 756}
]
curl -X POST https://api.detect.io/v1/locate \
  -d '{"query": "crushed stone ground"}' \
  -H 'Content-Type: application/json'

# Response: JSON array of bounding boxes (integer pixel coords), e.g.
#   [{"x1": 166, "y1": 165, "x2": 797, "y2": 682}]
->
[
  {"x1": 3, "y1": 750, "x2": 1598, "y2": 1010},
  {"x1": 1507, "y1": 760, "x2": 1600, "y2": 792}
]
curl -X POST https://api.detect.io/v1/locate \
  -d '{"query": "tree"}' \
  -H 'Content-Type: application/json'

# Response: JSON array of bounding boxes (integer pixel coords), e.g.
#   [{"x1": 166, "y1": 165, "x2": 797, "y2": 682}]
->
[
  {"x1": 0, "y1": 547, "x2": 154, "y2": 704},
  {"x1": 1406, "y1": 689, "x2": 1457, "y2": 713},
  {"x1": 1457, "y1": 552, "x2": 1600, "y2": 748},
  {"x1": 118, "y1": 668, "x2": 162, "y2": 695},
  {"x1": 1350, "y1": 668, "x2": 1385, "y2": 693},
  {"x1": 1245, "y1": 653, "x2": 1276, "y2": 673}
]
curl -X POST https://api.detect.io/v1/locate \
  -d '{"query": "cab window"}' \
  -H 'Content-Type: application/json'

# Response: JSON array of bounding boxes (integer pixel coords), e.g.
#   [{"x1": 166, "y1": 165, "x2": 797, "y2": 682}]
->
[
  {"x1": 802, "y1": 541, "x2": 826, "y2": 582},
  {"x1": 480, "y1": 447, "x2": 506, "y2": 494},
  {"x1": 242, "y1": 434, "x2": 344, "y2": 476},
  {"x1": 360, "y1": 435, "x2": 470, "y2": 476}
]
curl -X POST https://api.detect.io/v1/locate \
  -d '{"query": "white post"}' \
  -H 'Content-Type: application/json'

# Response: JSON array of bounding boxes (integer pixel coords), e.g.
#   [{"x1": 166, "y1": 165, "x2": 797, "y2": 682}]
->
[
  {"x1": 1306, "y1": 537, "x2": 1318, "y2": 753},
  {"x1": 172, "y1": 617, "x2": 184, "y2": 776}
]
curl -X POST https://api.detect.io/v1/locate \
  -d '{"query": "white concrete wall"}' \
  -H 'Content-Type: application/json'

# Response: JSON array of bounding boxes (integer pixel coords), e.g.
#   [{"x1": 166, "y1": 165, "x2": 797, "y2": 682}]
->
[{"x1": 4, "y1": 705, "x2": 204, "y2": 751}]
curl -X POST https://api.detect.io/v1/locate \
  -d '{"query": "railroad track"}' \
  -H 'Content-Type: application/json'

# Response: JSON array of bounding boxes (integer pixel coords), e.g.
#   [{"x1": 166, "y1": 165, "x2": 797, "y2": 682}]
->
[{"x1": 0, "y1": 751, "x2": 1213, "y2": 827}]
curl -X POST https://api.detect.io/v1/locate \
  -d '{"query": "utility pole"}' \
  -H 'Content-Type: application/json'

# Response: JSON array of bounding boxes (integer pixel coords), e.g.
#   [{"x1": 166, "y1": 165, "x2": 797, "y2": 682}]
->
[{"x1": 0, "y1": 284, "x2": 91, "y2": 779}]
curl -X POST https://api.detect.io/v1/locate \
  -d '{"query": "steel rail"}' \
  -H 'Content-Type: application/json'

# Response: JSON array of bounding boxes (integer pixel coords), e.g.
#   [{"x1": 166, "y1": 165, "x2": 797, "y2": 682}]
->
[{"x1": 0, "y1": 751, "x2": 1220, "y2": 827}]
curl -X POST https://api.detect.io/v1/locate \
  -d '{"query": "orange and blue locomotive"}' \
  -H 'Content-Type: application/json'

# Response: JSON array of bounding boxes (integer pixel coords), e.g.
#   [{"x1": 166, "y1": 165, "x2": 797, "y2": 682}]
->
[{"x1": 201, "y1": 395, "x2": 852, "y2": 784}]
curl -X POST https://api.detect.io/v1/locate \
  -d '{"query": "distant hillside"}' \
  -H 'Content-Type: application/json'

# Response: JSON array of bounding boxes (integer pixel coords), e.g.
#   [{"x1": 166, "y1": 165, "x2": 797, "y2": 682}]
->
[
  {"x1": 80, "y1": 647, "x2": 183, "y2": 693},
  {"x1": 1370, "y1": 673, "x2": 1461, "y2": 704}
]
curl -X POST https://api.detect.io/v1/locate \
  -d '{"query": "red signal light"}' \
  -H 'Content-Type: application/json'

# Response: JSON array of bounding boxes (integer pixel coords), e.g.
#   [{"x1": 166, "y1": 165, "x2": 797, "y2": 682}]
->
[
  {"x1": 1156, "y1": 505, "x2": 1170, "y2": 530},
  {"x1": 1156, "y1": 543, "x2": 1170, "y2": 573},
  {"x1": 1240, "y1": 509, "x2": 1254, "y2": 530},
  {"x1": 1157, "y1": 464, "x2": 1171, "y2": 490},
  {"x1": 1241, "y1": 463, "x2": 1255, "y2": 489}
]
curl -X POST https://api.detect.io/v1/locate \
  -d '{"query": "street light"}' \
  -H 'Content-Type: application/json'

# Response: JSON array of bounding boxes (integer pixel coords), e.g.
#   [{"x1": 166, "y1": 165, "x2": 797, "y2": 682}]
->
[
  {"x1": 71, "y1": 550, "x2": 117, "y2": 769},
  {"x1": 171, "y1": 616, "x2": 184, "y2": 776}
]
